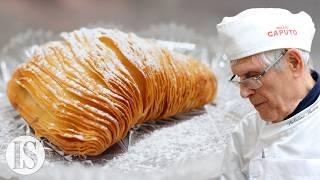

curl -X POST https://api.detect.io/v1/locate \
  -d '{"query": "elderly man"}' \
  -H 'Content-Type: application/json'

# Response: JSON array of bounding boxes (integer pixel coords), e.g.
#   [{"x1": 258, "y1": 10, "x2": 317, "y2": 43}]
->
[{"x1": 216, "y1": 8, "x2": 320, "y2": 179}]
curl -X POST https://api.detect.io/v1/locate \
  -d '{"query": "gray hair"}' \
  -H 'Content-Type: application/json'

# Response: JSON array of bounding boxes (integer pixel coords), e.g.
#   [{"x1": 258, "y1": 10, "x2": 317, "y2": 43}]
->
[{"x1": 230, "y1": 49, "x2": 313, "y2": 71}]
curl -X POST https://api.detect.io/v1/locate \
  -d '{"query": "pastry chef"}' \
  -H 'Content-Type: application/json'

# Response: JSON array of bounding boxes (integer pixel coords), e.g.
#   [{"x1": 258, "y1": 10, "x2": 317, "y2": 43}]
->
[{"x1": 216, "y1": 8, "x2": 320, "y2": 179}]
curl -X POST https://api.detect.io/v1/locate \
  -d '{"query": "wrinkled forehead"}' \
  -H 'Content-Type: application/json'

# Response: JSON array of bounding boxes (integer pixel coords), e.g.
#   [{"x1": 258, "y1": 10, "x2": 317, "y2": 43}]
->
[{"x1": 230, "y1": 55, "x2": 266, "y2": 75}]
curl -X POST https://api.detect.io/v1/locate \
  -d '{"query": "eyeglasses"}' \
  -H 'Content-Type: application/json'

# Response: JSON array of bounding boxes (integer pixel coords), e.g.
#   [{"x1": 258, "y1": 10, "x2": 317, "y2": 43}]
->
[{"x1": 229, "y1": 49, "x2": 288, "y2": 90}]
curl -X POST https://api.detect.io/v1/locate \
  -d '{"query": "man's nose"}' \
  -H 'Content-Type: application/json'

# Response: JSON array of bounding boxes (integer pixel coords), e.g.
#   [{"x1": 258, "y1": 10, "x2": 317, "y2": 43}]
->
[{"x1": 240, "y1": 85, "x2": 255, "y2": 98}]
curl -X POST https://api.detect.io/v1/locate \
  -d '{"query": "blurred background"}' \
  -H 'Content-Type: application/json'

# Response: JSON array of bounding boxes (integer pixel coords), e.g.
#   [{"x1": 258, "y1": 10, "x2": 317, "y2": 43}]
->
[{"x1": 0, "y1": 0, "x2": 319, "y2": 69}]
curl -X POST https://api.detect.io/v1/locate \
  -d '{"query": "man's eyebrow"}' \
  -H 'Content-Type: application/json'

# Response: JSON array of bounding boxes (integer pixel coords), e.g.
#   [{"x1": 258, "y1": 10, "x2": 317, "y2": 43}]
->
[{"x1": 237, "y1": 70, "x2": 260, "y2": 77}]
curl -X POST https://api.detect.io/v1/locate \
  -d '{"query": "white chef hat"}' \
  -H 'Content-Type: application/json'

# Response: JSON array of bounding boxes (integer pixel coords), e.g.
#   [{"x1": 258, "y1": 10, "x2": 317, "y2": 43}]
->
[{"x1": 216, "y1": 8, "x2": 316, "y2": 61}]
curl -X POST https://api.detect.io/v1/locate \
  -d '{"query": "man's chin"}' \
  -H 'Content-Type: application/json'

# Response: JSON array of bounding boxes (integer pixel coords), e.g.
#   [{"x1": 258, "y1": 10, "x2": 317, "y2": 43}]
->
[
  {"x1": 256, "y1": 109, "x2": 275, "y2": 122},
  {"x1": 257, "y1": 111, "x2": 282, "y2": 123}
]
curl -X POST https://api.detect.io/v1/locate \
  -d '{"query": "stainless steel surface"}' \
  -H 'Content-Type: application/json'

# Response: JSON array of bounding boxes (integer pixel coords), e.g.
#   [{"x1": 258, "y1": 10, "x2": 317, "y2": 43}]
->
[{"x1": 0, "y1": 0, "x2": 319, "y2": 69}]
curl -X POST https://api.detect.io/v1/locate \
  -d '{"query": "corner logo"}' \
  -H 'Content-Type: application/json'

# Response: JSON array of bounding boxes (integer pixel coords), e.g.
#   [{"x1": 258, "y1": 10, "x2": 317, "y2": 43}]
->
[
  {"x1": 5, "y1": 136, "x2": 45, "y2": 175},
  {"x1": 267, "y1": 26, "x2": 298, "y2": 37}
]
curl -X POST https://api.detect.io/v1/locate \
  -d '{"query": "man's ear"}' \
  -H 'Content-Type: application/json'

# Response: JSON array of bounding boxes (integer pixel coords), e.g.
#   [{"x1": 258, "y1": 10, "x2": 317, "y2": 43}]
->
[{"x1": 286, "y1": 48, "x2": 304, "y2": 77}]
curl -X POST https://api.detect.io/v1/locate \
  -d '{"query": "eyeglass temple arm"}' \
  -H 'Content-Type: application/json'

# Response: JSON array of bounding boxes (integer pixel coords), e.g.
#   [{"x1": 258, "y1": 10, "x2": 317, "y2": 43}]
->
[
  {"x1": 263, "y1": 49, "x2": 288, "y2": 73},
  {"x1": 229, "y1": 74, "x2": 236, "y2": 81}
]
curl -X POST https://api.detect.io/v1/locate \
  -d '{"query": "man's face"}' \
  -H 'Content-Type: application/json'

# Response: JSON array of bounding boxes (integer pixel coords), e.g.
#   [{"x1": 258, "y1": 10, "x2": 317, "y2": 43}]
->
[{"x1": 231, "y1": 54, "x2": 296, "y2": 123}]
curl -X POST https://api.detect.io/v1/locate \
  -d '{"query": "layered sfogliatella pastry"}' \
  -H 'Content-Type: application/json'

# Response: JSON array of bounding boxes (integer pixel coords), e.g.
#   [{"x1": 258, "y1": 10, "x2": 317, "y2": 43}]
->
[{"x1": 7, "y1": 28, "x2": 217, "y2": 156}]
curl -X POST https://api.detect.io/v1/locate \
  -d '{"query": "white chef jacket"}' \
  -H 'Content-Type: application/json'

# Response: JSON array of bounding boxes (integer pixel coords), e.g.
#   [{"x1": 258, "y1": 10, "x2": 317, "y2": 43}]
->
[{"x1": 219, "y1": 94, "x2": 320, "y2": 180}]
